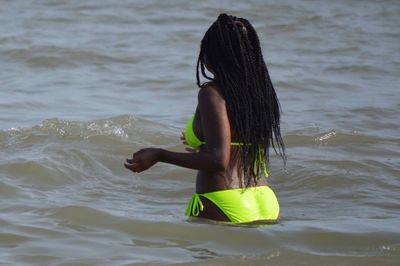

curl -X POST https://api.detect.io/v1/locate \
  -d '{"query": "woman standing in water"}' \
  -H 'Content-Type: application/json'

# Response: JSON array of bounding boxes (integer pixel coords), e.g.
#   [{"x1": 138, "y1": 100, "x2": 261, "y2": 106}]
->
[{"x1": 125, "y1": 13, "x2": 285, "y2": 223}]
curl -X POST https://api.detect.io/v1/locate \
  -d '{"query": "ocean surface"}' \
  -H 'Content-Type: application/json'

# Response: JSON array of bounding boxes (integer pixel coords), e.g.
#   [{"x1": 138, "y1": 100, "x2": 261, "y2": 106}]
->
[{"x1": 1, "y1": 0, "x2": 399, "y2": 265}]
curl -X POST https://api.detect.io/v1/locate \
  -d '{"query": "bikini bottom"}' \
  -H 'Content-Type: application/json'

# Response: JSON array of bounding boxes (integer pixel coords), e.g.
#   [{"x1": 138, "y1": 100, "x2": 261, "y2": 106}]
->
[{"x1": 185, "y1": 186, "x2": 279, "y2": 223}]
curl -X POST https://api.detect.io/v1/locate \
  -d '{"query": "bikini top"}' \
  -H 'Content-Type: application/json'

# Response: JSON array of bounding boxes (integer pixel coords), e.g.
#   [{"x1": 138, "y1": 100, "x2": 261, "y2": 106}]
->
[
  {"x1": 184, "y1": 115, "x2": 269, "y2": 177},
  {"x1": 185, "y1": 115, "x2": 242, "y2": 149}
]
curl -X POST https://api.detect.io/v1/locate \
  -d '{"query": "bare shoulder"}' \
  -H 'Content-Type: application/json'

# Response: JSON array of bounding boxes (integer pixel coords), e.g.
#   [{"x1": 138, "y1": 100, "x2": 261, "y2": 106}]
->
[{"x1": 198, "y1": 82, "x2": 225, "y2": 104}]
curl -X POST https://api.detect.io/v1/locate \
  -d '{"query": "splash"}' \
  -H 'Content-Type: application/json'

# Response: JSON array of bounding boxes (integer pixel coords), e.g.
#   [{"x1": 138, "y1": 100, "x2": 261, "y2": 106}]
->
[{"x1": 316, "y1": 130, "x2": 337, "y2": 142}]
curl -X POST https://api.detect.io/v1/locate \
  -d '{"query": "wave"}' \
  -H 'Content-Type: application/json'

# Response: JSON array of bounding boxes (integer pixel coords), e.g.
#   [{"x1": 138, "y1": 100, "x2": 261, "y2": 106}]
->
[
  {"x1": 0, "y1": 115, "x2": 178, "y2": 147},
  {"x1": 283, "y1": 128, "x2": 396, "y2": 147},
  {"x1": 2, "y1": 116, "x2": 395, "y2": 155},
  {"x1": 0, "y1": 116, "x2": 180, "y2": 191}
]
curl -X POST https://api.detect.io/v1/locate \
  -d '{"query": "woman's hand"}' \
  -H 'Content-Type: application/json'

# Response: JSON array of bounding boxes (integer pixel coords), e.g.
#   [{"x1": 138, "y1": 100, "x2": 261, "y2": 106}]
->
[
  {"x1": 181, "y1": 131, "x2": 197, "y2": 153},
  {"x1": 180, "y1": 132, "x2": 188, "y2": 145},
  {"x1": 124, "y1": 148, "x2": 161, "y2": 173}
]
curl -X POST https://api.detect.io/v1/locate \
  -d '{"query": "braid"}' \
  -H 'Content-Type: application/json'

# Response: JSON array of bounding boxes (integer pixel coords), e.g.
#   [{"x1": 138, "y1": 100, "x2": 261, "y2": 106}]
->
[{"x1": 196, "y1": 14, "x2": 286, "y2": 185}]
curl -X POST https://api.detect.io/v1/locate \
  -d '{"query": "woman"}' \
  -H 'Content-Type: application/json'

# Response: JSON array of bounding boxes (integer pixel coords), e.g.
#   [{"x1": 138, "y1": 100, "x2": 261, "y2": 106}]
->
[{"x1": 125, "y1": 14, "x2": 285, "y2": 224}]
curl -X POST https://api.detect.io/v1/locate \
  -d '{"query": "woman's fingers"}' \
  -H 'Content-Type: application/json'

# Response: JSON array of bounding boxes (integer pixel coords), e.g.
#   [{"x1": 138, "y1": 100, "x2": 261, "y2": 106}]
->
[
  {"x1": 185, "y1": 147, "x2": 197, "y2": 153},
  {"x1": 125, "y1": 160, "x2": 138, "y2": 166},
  {"x1": 124, "y1": 162, "x2": 141, "y2": 172},
  {"x1": 124, "y1": 163, "x2": 134, "y2": 171},
  {"x1": 125, "y1": 148, "x2": 159, "y2": 174},
  {"x1": 181, "y1": 132, "x2": 188, "y2": 145},
  {"x1": 126, "y1": 153, "x2": 141, "y2": 164}
]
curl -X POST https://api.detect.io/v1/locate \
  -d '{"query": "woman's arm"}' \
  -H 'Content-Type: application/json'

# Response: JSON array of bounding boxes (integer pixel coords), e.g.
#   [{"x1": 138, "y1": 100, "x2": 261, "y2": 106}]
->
[{"x1": 124, "y1": 84, "x2": 231, "y2": 173}]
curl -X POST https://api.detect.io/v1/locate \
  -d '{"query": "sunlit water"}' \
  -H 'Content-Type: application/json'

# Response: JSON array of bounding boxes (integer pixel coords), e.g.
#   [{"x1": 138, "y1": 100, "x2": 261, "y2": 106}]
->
[{"x1": 1, "y1": 0, "x2": 399, "y2": 265}]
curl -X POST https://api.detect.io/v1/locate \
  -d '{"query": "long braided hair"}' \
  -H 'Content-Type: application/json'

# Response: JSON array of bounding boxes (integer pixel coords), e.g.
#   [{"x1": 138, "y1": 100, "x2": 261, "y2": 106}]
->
[{"x1": 196, "y1": 13, "x2": 286, "y2": 185}]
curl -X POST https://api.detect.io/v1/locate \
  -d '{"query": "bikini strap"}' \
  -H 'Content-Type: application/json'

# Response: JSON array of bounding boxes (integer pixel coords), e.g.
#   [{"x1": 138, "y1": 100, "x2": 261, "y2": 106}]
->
[{"x1": 185, "y1": 194, "x2": 204, "y2": 217}]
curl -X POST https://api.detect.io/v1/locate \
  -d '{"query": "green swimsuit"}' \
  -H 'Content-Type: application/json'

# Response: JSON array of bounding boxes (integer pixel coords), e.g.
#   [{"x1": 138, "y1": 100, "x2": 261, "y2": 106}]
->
[{"x1": 185, "y1": 115, "x2": 279, "y2": 223}]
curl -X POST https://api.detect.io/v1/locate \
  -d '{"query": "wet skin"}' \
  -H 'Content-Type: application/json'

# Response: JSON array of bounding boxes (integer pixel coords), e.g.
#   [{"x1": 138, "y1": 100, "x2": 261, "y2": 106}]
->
[{"x1": 125, "y1": 82, "x2": 267, "y2": 221}]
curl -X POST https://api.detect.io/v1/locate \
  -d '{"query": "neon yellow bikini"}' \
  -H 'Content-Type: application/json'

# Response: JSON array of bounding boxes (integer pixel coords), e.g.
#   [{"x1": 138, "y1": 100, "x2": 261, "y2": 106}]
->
[
  {"x1": 185, "y1": 115, "x2": 269, "y2": 177},
  {"x1": 185, "y1": 115, "x2": 280, "y2": 223}
]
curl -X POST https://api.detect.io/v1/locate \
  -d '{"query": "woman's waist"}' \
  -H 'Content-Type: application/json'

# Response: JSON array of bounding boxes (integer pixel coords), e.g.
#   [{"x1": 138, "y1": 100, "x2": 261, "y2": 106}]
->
[{"x1": 195, "y1": 171, "x2": 268, "y2": 194}]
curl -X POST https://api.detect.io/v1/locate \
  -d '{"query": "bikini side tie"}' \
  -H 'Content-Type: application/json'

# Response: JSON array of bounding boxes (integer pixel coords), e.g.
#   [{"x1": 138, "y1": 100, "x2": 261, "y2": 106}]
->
[{"x1": 185, "y1": 194, "x2": 204, "y2": 217}]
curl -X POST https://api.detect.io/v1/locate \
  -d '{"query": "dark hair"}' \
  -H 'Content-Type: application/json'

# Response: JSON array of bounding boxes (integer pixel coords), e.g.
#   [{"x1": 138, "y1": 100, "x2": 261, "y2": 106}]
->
[{"x1": 196, "y1": 13, "x2": 286, "y2": 185}]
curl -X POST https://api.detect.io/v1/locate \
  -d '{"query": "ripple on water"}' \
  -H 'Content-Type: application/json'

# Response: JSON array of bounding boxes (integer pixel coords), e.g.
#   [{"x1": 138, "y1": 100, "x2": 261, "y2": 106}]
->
[
  {"x1": 0, "y1": 0, "x2": 400, "y2": 265},
  {"x1": 0, "y1": 233, "x2": 33, "y2": 248},
  {"x1": 3, "y1": 46, "x2": 139, "y2": 69}
]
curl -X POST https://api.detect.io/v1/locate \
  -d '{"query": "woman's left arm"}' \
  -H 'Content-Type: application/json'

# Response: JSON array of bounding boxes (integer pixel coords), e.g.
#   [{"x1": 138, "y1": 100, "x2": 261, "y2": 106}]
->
[{"x1": 124, "y1": 84, "x2": 231, "y2": 173}]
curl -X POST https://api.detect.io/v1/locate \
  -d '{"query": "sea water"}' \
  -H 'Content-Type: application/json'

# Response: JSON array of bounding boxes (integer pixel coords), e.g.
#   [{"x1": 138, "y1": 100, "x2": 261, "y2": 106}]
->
[{"x1": 0, "y1": 0, "x2": 399, "y2": 265}]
